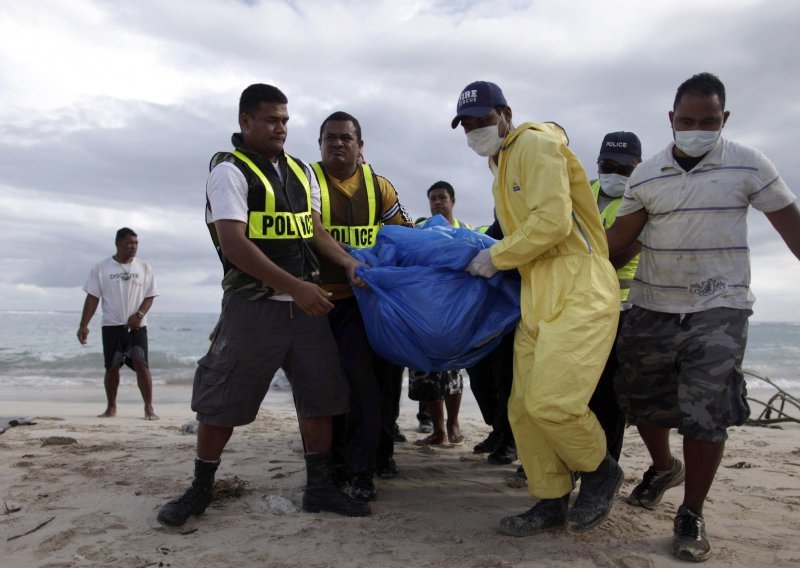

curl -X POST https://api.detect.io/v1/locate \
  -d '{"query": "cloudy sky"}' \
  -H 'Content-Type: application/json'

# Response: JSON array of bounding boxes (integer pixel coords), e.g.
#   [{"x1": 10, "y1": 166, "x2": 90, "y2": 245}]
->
[{"x1": 1, "y1": 0, "x2": 799, "y2": 320}]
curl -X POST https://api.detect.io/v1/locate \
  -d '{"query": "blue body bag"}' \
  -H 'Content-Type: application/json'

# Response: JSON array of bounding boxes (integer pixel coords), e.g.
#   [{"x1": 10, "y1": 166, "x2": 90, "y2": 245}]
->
[{"x1": 350, "y1": 215, "x2": 520, "y2": 371}]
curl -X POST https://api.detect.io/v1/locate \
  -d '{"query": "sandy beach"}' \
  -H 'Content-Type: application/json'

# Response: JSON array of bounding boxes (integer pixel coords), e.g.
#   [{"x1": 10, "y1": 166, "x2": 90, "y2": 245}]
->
[{"x1": 1, "y1": 384, "x2": 799, "y2": 568}]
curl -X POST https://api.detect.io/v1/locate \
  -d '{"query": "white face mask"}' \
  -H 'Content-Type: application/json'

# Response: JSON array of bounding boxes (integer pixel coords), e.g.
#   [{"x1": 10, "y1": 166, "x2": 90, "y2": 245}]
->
[
  {"x1": 674, "y1": 130, "x2": 720, "y2": 157},
  {"x1": 598, "y1": 173, "x2": 628, "y2": 198},
  {"x1": 467, "y1": 124, "x2": 503, "y2": 157}
]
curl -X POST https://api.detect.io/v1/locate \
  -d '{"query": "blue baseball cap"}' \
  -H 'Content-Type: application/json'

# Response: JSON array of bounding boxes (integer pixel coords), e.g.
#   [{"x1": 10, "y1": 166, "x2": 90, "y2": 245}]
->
[{"x1": 451, "y1": 81, "x2": 507, "y2": 129}]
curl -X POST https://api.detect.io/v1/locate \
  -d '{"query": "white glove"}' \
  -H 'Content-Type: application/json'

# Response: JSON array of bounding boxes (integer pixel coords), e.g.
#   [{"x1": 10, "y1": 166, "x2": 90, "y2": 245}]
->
[{"x1": 466, "y1": 248, "x2": 498, "y2": 278}]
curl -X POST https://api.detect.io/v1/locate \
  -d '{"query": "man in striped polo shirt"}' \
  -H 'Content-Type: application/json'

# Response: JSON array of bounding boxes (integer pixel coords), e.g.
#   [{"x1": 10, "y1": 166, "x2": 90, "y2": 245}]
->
[{"x1": 607, "y1": 72, "x2": 800, "y2": 562}]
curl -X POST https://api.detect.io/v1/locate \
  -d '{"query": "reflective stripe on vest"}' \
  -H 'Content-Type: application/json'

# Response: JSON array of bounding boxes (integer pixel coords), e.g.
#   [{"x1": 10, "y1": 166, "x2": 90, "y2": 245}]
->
[
  {"x1": 311, "y1": 162, "x2": 380, "y2": 248},
  {"x1": 233, "y1": 151, "x2": 314, "y2": 240},
  {"x1": 591, "y1": 180, "x2": 638, "y2": 301},
  {"x1": 590, "y1": 181, "x2": 623, "y2": 230}
]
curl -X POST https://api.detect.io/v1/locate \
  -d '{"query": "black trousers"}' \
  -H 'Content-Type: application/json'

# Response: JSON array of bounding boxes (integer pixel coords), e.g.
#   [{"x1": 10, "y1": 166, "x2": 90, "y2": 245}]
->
[
  {"x1": 329, "y1": 298, "x2": 381, "y2": 476},
  {"x1": 374, "y1": 356, "x2": 404, "y2": 467},
  {"x1": 465, "y1": 332, "x2": 515, "y2": 446},
  {"x1": 588, "y1": 310, "x2": 627, "y2": 461}
]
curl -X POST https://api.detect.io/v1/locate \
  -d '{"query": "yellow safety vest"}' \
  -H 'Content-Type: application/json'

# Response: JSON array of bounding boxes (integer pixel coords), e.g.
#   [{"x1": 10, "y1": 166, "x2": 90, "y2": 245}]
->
[
  {"x1": 311, "y1": 162, "x2": 381, "y2": 248},
  {"x1": 591, "y1": 180, "x2": 638, "y2": 301},
  {"x1": 233, "y1": 151, "x2": 314, "y2": 240}
]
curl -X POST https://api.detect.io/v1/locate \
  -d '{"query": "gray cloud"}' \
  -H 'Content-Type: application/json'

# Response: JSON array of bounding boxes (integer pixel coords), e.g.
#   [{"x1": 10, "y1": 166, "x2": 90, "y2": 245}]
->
[{"x1": 1, "y1": 0, "x2": 798, "y2": 319}]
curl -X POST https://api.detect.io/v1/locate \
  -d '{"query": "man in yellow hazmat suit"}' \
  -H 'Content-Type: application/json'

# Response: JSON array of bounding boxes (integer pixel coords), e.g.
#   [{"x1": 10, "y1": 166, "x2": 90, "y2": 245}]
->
[{"x1": 452, "y1": 80, "x2": 622, "y2": 536}]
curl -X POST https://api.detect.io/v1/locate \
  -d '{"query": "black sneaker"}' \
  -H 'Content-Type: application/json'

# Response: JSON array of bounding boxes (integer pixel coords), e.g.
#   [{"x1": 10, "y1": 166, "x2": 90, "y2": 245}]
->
[
  {"x1": 628, "y1": 458, "x2": 685, "y2": 508},
  {"x1": 351, "y1": 474, "x2": 377, "y2": 502},
  {"x1": 473, "y1": 431, "x2": 502, "y2": 454},
  {"x1": 672, "y1": 505, "x2": 710, "y2": 562},
  {"x1": 497, "y1": 495, "x2": 569, "y2": 537},
  {"x1": 376, "y1": 457, "x2": 399, "y2": 479},
  {"x1": 487, "y1": 445, "x2": 518, "y2": 465},
  {"x1": 392, "y1": 423, "x2": 407, "y2": 443},
  {"x1": 417, "y1": 420, "x2": 433, "y2": 434}
]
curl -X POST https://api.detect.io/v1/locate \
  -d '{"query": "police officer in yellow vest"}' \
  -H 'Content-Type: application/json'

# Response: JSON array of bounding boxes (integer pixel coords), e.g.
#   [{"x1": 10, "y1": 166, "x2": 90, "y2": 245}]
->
[
  {"x1": 312, "y1": 111, "x2": 413, "y2": 503},
  {"x1": 588, "y1": 131, "x2": 643, "y2": 463},
  {"x1": 158, "y1": 85, "x2": 372, "y2": 528}
]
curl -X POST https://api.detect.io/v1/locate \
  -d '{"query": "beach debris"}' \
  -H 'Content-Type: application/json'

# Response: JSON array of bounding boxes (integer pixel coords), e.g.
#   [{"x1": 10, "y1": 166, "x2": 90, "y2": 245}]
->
[
  {"x1": 744, "y1": 370, "x2": 800, "y2": 426},
  {"x1": 3, "y1": 499, "x2": 22, "y2": 515},
  {"x1": 725, "y1": 461, "x2": 755, "y2": 469},
  {"x1": 41, "y1": 436, "x2": 77, "y2": 446},
  {"x1": 179, "y1": 422, "x2": 198, "y2": 435},
  {"x1": 212, "y1": 476, "x2": 248, "y2": 500},
  {"x1": 6, "y1": 516, "x2": 55, "y2": 541},
  {"x1": 506, "y1": 476, "x2": 527, "y2": 489},
  {"x1": 261, "y1": 494, "x2": 300, "y2": 515},
  {"x1": 0, "y1": 417, "x2": 36, "y2": 435}
]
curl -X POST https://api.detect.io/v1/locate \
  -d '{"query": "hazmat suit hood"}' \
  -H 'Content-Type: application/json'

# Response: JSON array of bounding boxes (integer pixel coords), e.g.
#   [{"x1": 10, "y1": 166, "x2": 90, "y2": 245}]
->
[{"x1": 502, "y1": 121, "x2": 570, "y2": 150}]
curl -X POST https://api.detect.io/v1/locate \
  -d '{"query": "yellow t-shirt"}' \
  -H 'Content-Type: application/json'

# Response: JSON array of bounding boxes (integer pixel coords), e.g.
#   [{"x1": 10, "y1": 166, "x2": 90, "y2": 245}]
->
[{"x1": 321, "y1": 167, "x2": 412, "y2": 299}]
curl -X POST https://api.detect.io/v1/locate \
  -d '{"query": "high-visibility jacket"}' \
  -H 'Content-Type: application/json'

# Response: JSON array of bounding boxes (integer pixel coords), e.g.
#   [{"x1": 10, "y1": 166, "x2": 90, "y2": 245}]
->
[
  {"x1": 311, "y1": 162, "x2": 383, "y2": 289},
  {"x1": 207, "y1": 144, "x2": 318, "y2": 297},
  {"x1": 591, "y1": 180, "x2": 639, "y2": 302}
]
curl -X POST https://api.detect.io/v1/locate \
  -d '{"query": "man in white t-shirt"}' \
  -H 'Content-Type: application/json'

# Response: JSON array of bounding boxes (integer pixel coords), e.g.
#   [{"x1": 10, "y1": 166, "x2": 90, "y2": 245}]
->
[
  {"x1": 77, "y1": 227, "x2": 159, "y2": 420},
  {"x1": 607, "y1": 72, "x2": 800, "y2": 562}
]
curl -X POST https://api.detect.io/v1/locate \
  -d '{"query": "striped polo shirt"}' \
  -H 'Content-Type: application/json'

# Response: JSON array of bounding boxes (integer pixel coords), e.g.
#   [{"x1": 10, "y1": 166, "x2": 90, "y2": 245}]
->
[{"x1": 616, "y1": 137, "x2": 796, "y2": 313}]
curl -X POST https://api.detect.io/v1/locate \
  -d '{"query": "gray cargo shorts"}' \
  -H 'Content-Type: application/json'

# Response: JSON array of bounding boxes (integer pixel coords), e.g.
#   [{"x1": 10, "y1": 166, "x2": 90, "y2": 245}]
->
[
  {"x1": 192, "y1": 293, "x2": 349, "y2": 427},
  {"x1": 614, "y1": 306, "x2": 751, "y2": 443}
]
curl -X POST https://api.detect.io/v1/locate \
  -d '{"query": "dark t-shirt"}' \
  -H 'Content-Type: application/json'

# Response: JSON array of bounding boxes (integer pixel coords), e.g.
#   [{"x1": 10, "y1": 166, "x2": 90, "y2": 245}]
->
[{"x1": 673, "y1": 150, "x2": 706, "y2": 172}]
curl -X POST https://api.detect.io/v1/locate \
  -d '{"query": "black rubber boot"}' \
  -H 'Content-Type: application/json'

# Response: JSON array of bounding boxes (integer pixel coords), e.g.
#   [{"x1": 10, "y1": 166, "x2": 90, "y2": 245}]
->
[
  {"x1": 157, "y1": 458, "x2": 219, "y2": 527},
  {"x1": 302, "y1": 453, "x2": 371, "y2": 517},
  {"x1": 566, "y1": 453, "x2": 624, "y2": 533}
]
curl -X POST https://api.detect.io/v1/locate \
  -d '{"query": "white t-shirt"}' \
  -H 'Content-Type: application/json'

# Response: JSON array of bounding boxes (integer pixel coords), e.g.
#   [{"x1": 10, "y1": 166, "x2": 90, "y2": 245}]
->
[
  {"x1": 205, "y1": 156, "x2": 321, "y2": 301},
  {"x1": 617, "y1": 137, "x2": 796, "y2": 313},
  {"x1": 83, "y1": 257, "x2": 159, "y2": 326}
]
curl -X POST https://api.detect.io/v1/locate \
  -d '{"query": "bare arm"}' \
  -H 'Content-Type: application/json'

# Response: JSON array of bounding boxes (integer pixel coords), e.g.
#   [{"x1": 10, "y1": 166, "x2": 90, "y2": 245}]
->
[
  {"x1": 610, "y1": 241, "x2": 642, "y2": 270},
  {"x1": 215, "y1": 219, "x2": 334, "y2": 316},
  {"x1": 126, "y1": 296, "x2": 155, "y2": 331},
  {"x1": 310, "y1": 211, "x2": 366, "y2": 287},
  {"x1": 606, "y1": 209, "x2": 648, "y2": 259},
  {"x1": 77, "y1": 294, "x2": 99, "y2": 344},
  {"x1": 765, "y1": 202, "x2": 800, "y2": 261}
]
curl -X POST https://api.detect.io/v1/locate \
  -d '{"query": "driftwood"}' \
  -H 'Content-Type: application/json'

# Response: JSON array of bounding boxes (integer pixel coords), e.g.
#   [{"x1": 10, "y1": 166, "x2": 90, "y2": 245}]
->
[
  {"x1": 744, "y1": 370, "x2": 800, "y2": 426},
  {"x1": 6, "y1": 516, "x2": 55, "y2": 541}
]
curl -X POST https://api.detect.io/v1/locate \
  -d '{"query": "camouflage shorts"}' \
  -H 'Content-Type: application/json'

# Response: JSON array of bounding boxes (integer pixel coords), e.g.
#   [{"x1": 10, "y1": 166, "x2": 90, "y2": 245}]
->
[
  {"x1": 407, "y1": 369, "x2": 463, "y2": 402},
  {"x1": 614, "y1": 306, "x2": 752, "y2": 443}
]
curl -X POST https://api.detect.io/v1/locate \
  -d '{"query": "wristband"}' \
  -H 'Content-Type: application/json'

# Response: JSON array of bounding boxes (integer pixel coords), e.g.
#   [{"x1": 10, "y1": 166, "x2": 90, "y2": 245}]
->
[{"x1": 135, "y1": 311, "x2": 145, "y2": 319}]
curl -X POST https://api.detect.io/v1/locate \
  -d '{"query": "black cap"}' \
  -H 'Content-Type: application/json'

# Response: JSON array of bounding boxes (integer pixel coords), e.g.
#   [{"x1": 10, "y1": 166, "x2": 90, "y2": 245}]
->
[{"x1": 597, "y1": 131, "x2": 642, "y2": 165}]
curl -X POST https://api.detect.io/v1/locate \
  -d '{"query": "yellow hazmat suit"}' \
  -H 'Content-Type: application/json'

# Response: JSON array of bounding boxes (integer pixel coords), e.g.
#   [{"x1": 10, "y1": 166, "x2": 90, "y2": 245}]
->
[{"x1": 488, "y1": 122, "x2": 620, "y2": 499}]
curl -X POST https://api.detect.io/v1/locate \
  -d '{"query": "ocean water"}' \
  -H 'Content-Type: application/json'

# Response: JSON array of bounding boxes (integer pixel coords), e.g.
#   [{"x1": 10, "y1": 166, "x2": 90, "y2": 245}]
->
[{"x1": 0, "y1": 311, "x2": 798, "y2": 399}]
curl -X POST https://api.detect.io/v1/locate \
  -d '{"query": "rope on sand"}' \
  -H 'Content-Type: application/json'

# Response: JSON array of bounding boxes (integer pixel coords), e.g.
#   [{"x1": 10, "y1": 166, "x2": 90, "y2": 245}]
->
[{"x1": 744, "y1": 370, "x2": 800, "y2": 426}]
